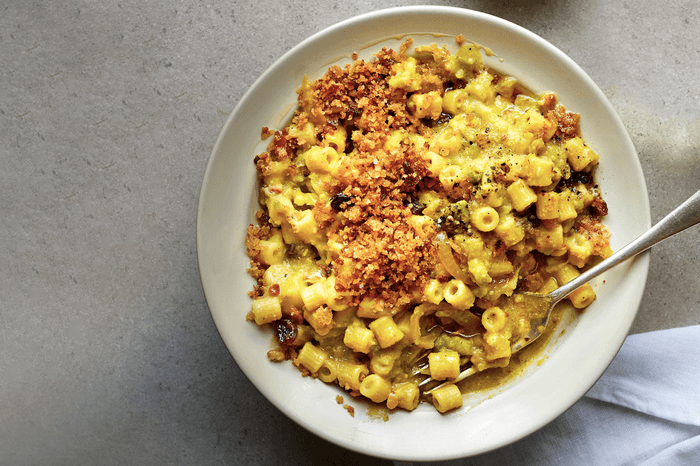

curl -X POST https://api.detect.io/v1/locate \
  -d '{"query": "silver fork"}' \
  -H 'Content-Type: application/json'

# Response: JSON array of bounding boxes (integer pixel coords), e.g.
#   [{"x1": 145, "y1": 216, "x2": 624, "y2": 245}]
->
[{"x1": 421, "y1": 188, "x2": 700, "y2": 395}]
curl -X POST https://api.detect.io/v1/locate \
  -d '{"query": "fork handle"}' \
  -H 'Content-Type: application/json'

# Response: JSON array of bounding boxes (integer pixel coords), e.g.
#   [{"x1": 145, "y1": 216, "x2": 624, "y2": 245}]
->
[{"x1": 551, "y1": 188, "x2": 700, "y2": 303}]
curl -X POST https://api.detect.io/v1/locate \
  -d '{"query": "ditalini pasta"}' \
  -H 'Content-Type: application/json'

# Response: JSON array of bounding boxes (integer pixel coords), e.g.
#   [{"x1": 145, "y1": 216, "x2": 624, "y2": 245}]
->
[{"x1": 245, "y1": 36, "x2": 611, "y2": 413}]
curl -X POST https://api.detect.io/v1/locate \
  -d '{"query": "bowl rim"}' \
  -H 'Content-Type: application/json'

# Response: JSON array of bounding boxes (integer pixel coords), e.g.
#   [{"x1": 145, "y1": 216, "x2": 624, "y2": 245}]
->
[{"x1": 197, "y1": 5, "x2": 650, "y2": 461}]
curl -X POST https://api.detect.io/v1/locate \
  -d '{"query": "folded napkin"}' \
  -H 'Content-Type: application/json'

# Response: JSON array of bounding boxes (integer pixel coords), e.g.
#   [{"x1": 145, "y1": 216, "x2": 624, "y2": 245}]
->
[{"x1": 394, "y1": 325, "x2": 700, "y2": 466}]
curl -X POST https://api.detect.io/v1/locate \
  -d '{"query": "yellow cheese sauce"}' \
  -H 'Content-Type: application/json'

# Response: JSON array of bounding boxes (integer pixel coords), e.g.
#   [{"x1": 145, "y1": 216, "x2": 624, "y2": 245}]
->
[
  {"x1": 455, "y1": 305, "x2": 565, "y2": 394},
  {"x1": 245, "y1": 35, "x2": 610, "y2": 414}
]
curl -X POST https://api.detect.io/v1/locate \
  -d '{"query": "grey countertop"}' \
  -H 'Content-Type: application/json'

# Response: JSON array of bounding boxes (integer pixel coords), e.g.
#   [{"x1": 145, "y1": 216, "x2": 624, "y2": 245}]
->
[{"x1": 1, "y1": 1, "x2": 698, "y2": 464}]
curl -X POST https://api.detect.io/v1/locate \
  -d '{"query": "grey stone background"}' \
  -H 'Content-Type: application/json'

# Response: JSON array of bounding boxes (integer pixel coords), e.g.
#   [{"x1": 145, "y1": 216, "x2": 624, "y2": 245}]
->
[{"x1": 1, "y1": 0, "x2": 698, "y2": 464}]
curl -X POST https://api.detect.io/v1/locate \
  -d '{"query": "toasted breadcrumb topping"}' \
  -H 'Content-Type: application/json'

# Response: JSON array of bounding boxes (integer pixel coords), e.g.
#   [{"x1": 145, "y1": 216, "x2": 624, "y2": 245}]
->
[
  {"x1": 307, "y1": 48, "x2": 442, "y2": 307},
  {"x1": 263, "y1": 47, "x2": 445, "y2": 309},
  {"x1": 576, "y1": 215, "x2": 611, "y2": 256}
]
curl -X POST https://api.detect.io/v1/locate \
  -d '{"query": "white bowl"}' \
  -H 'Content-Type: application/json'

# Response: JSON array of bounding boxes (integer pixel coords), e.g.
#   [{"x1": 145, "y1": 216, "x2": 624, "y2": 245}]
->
[{"x1": 197, "y1": 6, "x2": 650, "y2": 461}]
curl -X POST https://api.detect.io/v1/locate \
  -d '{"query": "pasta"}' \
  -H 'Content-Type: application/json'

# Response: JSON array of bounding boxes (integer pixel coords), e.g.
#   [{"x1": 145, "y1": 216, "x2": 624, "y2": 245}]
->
[
  {"x1": 428, "y1": 350, "x2": 461, "y2": 380},
  {"x1": 245, "y1": 36, "x2": 611, "y2": 414},
  {"x1": 431, "y1": 383, "x2": 464, "y2": 413}
]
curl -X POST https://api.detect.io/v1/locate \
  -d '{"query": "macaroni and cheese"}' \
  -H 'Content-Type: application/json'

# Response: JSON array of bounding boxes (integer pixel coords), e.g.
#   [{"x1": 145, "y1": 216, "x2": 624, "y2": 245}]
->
[{"x1": 245, "y1": 36, "x2": 611, "y2": 413}]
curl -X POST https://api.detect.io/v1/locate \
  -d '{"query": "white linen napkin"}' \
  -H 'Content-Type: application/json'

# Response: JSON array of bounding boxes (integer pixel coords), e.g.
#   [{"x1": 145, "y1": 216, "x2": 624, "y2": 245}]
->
[{"x1": 394, "y1": 325, "x2": 700, "y2": 466}]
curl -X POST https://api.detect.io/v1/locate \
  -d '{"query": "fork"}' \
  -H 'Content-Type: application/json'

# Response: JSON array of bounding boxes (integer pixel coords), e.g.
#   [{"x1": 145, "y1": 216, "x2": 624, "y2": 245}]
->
[{"x1": 420, "y1": 188, "x2": 700, "y2": 395}]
